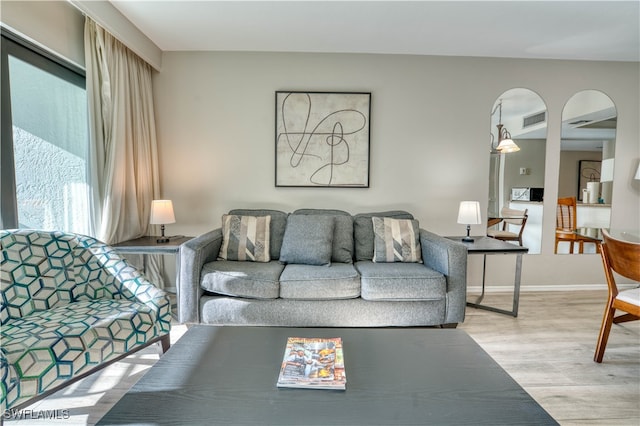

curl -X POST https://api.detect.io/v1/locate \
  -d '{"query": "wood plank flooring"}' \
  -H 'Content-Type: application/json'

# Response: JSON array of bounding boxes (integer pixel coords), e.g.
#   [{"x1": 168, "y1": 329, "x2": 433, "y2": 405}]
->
[
  {"x1": 4, "y1": 290, "x2": 639, "y2": 425},
  {"x1": 461, "y1": 290, "x2": 639, "y2": 425}
]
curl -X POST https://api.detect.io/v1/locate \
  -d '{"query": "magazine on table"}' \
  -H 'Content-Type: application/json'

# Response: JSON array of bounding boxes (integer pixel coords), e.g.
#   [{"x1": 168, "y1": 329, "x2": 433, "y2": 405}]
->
[{"x1": 277, "y1": 337, "x2": 346, "y2": 390}]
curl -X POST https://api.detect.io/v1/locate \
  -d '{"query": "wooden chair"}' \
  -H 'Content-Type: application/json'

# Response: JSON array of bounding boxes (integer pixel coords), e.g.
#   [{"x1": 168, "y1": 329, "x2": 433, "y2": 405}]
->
[
  {"x1": 555, "y1": 196, "x2": 599, "y2": 254},
  {"x1": 594, "y1": 229, "x2": 640, "y2": 362},
  {"x1": 487, "y1": 207, "x2": 528, "y2": 246}
]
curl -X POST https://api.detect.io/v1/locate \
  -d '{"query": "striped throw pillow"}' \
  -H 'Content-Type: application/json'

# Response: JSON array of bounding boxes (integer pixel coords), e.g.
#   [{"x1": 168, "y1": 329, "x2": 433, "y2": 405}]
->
[
  {"x1": 372, "y1": 217, "x2": 422, "y2": 263},
  {"x1": 219, "y1": 215, "x2": 271, "y2": 262}
]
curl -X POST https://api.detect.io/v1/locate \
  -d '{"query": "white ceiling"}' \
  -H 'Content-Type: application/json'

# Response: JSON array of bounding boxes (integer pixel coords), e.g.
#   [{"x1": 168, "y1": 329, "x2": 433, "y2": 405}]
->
[
  {"x1": 108, "y1": 0, "x2": 632, "y2": 151},
  {"x1": 109, "y1": 0, "x2": 640, "y2": 62}
]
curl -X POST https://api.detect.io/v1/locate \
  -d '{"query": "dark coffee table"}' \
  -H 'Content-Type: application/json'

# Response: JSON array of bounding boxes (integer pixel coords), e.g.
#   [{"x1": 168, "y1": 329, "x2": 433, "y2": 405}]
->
[{"x1": 98, "y1": 326, "x2": 557, "y2": 425}]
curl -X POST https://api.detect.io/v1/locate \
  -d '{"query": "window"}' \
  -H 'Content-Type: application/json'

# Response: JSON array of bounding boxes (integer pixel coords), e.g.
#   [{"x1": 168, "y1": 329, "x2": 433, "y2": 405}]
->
[{"x1": 1, "y1": 30, "x2": 89, "y2": 233}]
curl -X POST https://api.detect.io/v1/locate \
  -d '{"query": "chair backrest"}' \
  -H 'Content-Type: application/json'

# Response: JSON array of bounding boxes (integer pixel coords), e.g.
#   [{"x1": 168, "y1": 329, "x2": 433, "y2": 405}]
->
[
  {"x1": 556, "y1": 197, "x2": 577, "y2": 231},
  {"x1": 501, "y1": 207, "x2": 528, "y2": 238},
  {"x1": 601, "y1": 229, "x2": 640, "y2": 283},
  {"x1": 501, "y1": 207, "x2": 527, "y2": 226},
  {"x1": 1, "y1": 230, "x2": 78, "y2": 323},
  {"x1": 0, "y1": 229, "x2": 135, "y2": 324}
]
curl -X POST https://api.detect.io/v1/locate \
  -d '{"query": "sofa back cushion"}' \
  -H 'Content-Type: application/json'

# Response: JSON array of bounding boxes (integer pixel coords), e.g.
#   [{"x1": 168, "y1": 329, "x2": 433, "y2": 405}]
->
[
  {"x1": 354, "y1": 211, "x2": 415, "y2": 261},
  {"x1": 293, "y1": 209, "x2": 354, "y2": 263},
  {"x1": 229, "y1": 209, "x2": 288, "y2": 260}
]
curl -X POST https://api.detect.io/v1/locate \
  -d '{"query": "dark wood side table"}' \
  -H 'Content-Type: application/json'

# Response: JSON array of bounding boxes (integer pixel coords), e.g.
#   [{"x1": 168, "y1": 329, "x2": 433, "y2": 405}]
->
[
  {"x1": 446, "y1": 236, "x2": 528, "y2": 317},
  {"x1": 112, "y1": 236, "x2": 193, "y2": 317}
]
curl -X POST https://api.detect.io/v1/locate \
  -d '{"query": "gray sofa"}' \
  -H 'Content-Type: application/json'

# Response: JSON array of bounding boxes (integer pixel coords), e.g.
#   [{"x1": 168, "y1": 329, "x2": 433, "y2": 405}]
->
[{"x1": 179, "y1": 209, "x2": 467, "y2": 327}]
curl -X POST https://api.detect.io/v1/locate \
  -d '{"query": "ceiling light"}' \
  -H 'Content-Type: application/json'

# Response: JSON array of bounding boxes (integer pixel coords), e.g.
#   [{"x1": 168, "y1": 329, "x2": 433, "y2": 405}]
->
[{"x1": 491, "y1": 100, "x2": 520, "y2": 154}]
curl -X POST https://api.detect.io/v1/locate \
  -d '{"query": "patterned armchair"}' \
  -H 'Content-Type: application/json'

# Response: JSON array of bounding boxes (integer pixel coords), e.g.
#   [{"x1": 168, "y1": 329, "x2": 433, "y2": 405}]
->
[{"x1": 0, "y1": 230, "x2": 172, "y2": 413}]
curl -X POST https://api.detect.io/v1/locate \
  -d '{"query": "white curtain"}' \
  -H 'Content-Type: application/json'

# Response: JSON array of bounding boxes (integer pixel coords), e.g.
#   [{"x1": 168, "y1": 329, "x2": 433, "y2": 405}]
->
[{"x1": 84, "y1": 18, "x2": 164, "y2": 285}]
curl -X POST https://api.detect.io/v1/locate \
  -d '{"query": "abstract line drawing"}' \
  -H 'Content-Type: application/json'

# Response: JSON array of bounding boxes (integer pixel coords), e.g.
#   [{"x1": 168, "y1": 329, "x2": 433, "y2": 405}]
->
[{"x1": 275, "y1": 91, "x2": 370, "y2": 187}]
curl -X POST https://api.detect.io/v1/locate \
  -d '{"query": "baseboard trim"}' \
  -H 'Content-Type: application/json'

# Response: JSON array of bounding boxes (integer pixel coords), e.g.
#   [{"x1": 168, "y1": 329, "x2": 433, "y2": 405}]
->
[{"x1": 466, "y1": 283, "x2": 637, "y2": 293}]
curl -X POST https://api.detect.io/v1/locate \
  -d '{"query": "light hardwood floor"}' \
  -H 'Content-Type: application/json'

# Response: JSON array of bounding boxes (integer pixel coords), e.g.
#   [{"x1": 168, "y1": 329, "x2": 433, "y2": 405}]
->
[
  {"x1": 461, "y1": 290, "x2": 639, "y2": 426},
  {"x1": 4, "y1": 290, "x2": 639, "y2": 425}
]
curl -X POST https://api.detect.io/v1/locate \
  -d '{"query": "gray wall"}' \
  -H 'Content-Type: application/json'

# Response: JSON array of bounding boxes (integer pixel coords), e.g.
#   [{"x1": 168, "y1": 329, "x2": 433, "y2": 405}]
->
[
  {"x1": 1, "y1": 1, "x2": 85, "y2": 68},
  {"x1": 0, "y1": 1, "x2": 162, "y2": 70},
  {"x1": 153, "y1": 52, "x2": 639, "y2": 287}
]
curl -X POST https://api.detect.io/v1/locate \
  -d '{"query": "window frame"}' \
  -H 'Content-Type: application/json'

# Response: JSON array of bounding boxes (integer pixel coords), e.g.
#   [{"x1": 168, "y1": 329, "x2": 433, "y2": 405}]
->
[{"x1": 1, "y1": 27, "x2": 86, "y2": 229}]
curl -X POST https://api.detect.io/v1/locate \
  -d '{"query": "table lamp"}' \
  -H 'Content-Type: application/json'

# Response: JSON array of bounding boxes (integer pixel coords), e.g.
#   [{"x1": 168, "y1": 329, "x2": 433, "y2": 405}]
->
[
  {"x1": 457, "y1": 201, "x2": 482, "y2": 243},
  {"x1": 150, "y1": 200, "x2": 175, "y2": 243}
]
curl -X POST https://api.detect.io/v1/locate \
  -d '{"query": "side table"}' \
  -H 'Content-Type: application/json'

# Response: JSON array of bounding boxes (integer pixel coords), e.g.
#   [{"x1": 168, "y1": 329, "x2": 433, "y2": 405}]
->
[
  {"x1": 112, "y1": 236, "x2": 193, "y2": 318},
  {"x1": 445, "y1": 236, "x2": 528, "y2": 317}
]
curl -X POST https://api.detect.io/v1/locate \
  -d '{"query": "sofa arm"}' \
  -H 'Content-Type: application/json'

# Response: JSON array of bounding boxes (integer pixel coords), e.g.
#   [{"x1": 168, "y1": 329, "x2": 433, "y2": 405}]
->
[
  {"x1": 420, "y1": 230, "x2": 468, "y2": 324},
  {"x1": 179, "y1": 229, "x2": 223, "y2": 323},
  {"x1": 78, "y1": 245, "x2": 173, "y2": 335},
  {"x1": 113, "y1": 264, "x2": 173, "y2": 335}
]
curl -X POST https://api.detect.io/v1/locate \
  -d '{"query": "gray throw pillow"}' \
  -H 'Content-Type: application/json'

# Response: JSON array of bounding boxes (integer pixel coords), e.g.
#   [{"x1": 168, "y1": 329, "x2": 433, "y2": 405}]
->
[
  {"x1": 280, "y1": 215, "x2": 335, "y2": 266},
  {"x1": 372, "y1": 217, "x2": 422, "y2": 263},
  {"x1": 293, "y1": 209, "x2": 354, "y2": 263},
  {"x1": 218, "y1": 214, "x2": 271, "y2": 262}
]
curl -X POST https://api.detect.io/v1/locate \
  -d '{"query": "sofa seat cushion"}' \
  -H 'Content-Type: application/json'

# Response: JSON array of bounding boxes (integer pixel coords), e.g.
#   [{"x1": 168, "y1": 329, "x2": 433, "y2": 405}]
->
[
  {"x1": 486, "y1": 230, "x2": 518, "y2": 239},
  {"x1": 201, "y1": 260, "x2": 284, "y2": 299},
  {"x1": 355, "y1": 261, "x2": 446, "y2": 301},
  {"x1": 1, "y1": 299, "x2": 163, "y2": 410},
  {"x1": 279, "y1": 264, "x2": 360, "y2": 300}
]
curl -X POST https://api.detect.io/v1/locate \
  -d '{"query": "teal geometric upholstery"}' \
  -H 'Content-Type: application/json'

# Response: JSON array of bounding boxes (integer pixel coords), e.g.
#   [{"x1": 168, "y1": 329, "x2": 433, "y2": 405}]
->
[{"x1": 0, "y1": 229, "x2": 171, "y2": 413}]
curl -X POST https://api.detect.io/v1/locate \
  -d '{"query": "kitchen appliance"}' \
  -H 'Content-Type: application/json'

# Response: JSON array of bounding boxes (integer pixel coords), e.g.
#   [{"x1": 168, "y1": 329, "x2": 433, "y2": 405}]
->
[{"x1": 511, "y1": 187, "x2": 544, "y2": 202}]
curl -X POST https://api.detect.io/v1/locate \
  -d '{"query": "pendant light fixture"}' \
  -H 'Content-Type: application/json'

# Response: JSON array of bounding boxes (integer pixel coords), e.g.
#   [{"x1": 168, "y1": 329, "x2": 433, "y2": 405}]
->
[{"x1": 491, "y1": 100, "x2": 520, "y2": 153}]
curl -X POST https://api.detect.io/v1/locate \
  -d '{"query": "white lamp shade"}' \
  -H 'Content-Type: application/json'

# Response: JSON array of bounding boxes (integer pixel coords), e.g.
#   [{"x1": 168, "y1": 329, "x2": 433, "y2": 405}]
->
[
  {"x1": 496, "y1": 138, "x2": 520, "y2": 153},
  {"x1": 600, "y1": 158, "x2": 614, "y2": 182},
  {"x1": 635, "y1": 163, "x2": 640, "y2": 180},
  {"x1": 457, "y1": 201, "x2": 482, "y2": 225},
  {"x1": 150, "y1": 200, "x2": 176, "y2": 225}
]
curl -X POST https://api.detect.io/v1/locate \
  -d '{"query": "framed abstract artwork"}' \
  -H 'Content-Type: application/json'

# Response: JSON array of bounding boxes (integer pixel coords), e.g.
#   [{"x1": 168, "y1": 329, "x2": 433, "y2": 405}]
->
[{"x1": 275, "y1": 91, "x2": 371, "y2": 187}]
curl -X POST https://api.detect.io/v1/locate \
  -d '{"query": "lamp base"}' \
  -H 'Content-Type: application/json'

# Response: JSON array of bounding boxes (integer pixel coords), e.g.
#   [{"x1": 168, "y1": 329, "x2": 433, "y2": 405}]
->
[
  {"x1": 156, "y1": 224, "x2": 169, "y2": 243},
  {"x1": 461, "y1": 225, "x2": 474, "y2": 242}
]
